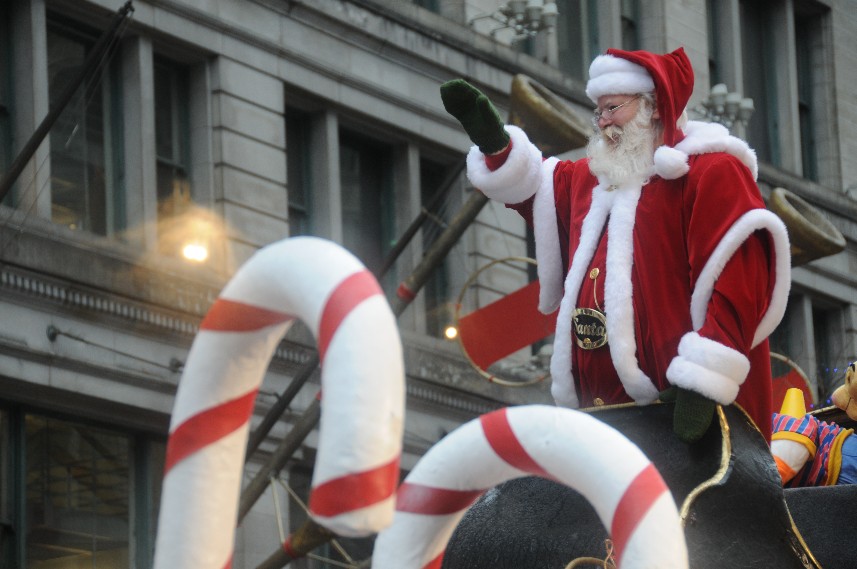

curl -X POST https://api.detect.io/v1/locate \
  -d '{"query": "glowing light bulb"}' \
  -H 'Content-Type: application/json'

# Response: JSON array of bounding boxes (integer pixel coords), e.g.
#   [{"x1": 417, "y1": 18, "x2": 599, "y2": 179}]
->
[
  {"x1": 444, "y1": 325, "x2": 458, "y2": 340},
  {"x1": 182, "y1": 241, "x2": 209, "y2": 262}
]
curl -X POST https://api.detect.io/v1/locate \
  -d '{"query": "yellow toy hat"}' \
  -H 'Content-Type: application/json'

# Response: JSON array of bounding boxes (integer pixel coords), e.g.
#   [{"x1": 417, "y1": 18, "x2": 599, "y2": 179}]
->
[{"x1": 780, "y1": 387, "x2": 807, "y2": 418}]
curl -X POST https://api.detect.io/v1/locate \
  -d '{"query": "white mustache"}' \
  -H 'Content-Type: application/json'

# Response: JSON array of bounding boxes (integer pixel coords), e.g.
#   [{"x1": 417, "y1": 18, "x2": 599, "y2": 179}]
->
[{"x1": 601, "y1": 125, "x2": 624, "y2": 142}]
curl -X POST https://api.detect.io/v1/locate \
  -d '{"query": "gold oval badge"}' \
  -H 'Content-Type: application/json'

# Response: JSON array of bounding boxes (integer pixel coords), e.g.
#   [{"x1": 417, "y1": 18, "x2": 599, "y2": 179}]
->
[{"x1": 572, "y1": 307, "x2": 608, "y2": 349}]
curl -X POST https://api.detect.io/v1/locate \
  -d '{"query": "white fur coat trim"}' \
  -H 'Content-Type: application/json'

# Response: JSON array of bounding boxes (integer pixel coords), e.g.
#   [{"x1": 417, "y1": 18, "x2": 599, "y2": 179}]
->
[
  {"x1": 550, "y1": 184, "x2": 615, "y2": 408},
  {"x1": 549, "y1": 183, "x2": 660, "y2": 408},
  {"x1": 603, "y1": 185, "x2": 661, "y2": 404},
  {"x1": 466, "y1": 125, "x2": 542, "y2": 204},
  {"x1": 689, "y1": 209, "x2": 791, "y2": 348},
  {"x1": 666, "y1": 332, "x2": 751, "y2": 404},
  {"x1": 533, "y1": 157, "x2": 564, "y2": 313},
  {"x1": 654, "y1": 120, "x2": 759, "y2": 181}
]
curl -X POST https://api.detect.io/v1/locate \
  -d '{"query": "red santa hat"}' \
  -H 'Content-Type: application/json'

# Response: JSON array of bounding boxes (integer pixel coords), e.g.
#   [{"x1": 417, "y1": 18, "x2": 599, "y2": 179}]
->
[{"x1": 586, "y1": 47, "x2": 694, "y2": 150}]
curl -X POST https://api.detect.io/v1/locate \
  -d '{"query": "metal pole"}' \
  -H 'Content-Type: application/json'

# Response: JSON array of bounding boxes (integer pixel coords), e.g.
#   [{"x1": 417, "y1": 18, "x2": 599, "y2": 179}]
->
[
  {"x1": 245, "y1": 353, "x2": 319, "y2": 458},
  {"x1": 390, "y1": 190, "x2": 489, "y2": 317},
  {"x1": 238, "y1": 398, "x2": 321, "y2": 522},
  {"x1": 0, "y1": 1, "x2": 134, "y2": 203},
  {"x1": 255, "y1": 519, "x2": 335, "y2": 569}
]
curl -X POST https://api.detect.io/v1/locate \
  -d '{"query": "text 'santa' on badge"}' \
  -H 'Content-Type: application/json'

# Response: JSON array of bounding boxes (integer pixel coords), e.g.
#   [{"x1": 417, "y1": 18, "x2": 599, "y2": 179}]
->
[{"x1": 572, "y1": 307, "x2": 607, "y2": 349}]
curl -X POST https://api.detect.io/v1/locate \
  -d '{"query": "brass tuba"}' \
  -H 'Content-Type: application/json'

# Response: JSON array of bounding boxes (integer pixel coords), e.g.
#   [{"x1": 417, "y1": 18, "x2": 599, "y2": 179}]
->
[
  {"x1": 507, "y1": 74, "x2": 846, "y2": 266},
  {"x1": 508, "y1": 74, "x2": 591, "y2": 156},
  {"x1": 767, "y1": 187, "x2": 845, "y2": 266}
]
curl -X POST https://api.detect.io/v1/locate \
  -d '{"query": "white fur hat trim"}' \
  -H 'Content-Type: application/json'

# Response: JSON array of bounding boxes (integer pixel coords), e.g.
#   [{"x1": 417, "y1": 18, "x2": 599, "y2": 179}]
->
[{"x1": 586, "y1": 54, "x2": 655, "y2": 102}]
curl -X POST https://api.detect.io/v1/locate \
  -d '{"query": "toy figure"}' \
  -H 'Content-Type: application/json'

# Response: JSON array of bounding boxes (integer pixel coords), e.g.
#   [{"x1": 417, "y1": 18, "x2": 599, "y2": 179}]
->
[{"x1": 772, "y1": 382, "x2": 857, "y2": 486}]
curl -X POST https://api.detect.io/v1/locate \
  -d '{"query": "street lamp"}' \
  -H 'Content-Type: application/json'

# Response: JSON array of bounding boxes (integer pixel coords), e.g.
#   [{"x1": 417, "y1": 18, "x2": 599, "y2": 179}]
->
[
  {"x1": 694, "y1": 83, "x2": 755, "y2": 131},
  {"x1": 469, "y1": 0, "x2": 559, "y2": 42}
]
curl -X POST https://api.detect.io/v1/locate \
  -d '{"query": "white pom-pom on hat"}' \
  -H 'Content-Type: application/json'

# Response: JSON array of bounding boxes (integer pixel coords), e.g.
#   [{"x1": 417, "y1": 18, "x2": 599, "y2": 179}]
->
[{"x1": 654, "y1": 145, "x2": 690, "y2": 180}]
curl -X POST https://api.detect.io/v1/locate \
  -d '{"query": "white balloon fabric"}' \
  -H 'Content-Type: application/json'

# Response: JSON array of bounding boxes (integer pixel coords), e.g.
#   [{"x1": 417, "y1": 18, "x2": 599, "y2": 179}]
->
[
  {"x1": 153, "y1": 236, "x2": 405, "y2": 569},
  {"x1": 372, "y1": 405, "x2": 687, "y2": 569}
]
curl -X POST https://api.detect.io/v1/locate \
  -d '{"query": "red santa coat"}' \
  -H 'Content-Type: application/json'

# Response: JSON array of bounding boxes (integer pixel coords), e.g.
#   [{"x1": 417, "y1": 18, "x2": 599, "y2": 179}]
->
[{"x1": 467, "y1": 121, "x2": 791, "y2": 441}]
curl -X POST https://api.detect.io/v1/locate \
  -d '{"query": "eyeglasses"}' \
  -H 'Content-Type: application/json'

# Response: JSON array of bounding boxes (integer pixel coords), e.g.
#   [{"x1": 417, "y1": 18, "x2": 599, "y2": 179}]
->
[{"x1": 591, "y1": 95, "x2": 643, "y2": 127}]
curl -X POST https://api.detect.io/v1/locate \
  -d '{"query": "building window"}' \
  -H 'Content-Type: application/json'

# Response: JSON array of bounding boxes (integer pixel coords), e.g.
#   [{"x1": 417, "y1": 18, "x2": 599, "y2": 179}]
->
[
  {"x1": 620, "y1": 0, "x2": 640, "y2": 51},
  {"x1": 420, "y1": 158, "x2": 454, "y2": 338},
  {"x1": 339, "y1": 130, "x2": 394, "y2": 280},
  {"x1": 154, "y1": 58, "x2": 191, "y2": 228},
  {"x1": 794, "y1": 2, "x2": 829, "y2": 183},
  {"x1": 556, "y1": 0, "x2": 600, "y2": 82},
  {"x1": 412, "y1": 0, "x2": 439, "y2": 12},
  {"x1": 47, "y1": 20, "x2": 124, "y2": 235},
  {"x1": 286, "y1": 108, "x2": 313, "y2": 236},
  {"x1": 706, "y1": 0, "x2": 723, "y2": 85},
  {"x1": 796, "y1": 23, "x2": 816, "y2": 182},
  {"x1": 740, "y1": 0, "x2": 778, "y2": 164},
  {"x1": 0, "y1": 2, "x2": 10, "y2": 199},
  {"x1": 0, "y1": 410, "x2": 12, "y2": 568},
  {"x1": 813, "y1": 304, "x2": 847, "y2": 404},
  {"x1": 0, "y1": 406, "x2": 165, "y2": 568}
]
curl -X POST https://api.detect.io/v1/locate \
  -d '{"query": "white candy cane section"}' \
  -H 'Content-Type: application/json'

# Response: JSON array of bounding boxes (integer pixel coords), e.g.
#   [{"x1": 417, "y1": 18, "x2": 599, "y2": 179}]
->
[
  {"x1": 153, "y1": 236, "x2": 404, "y2": 569},
  {"x1": 372, "y1": 405, "x2": 686, "y2": 569}
]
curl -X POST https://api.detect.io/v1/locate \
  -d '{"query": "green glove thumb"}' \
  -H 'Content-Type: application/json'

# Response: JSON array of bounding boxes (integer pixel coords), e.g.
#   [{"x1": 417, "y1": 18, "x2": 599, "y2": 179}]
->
[
  {"x1": 440, "y1": 79, "x2": 510, "y2": 155},
  {"x1": 673, "y1": 387, "x2": 716, "y2": 443}
]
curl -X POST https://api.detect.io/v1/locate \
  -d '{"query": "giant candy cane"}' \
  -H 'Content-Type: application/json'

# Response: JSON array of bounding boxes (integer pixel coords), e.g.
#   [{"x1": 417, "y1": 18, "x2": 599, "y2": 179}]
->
[
  {"x1": 153, "y1": 236, "x2": 405, "y2": 569},
  {"x1": 373, "y1": 405, "x2": 687, "y2": 569}
]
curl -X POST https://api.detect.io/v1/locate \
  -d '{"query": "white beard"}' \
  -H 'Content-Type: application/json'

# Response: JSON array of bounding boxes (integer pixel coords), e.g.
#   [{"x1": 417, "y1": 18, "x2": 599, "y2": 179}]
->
[{"x1": 587, "y1": 105, "x2": 657, "y2": 188}]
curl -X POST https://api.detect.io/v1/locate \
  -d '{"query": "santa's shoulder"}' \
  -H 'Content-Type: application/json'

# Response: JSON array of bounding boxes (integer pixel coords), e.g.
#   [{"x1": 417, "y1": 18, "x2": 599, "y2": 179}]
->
[{"x1": 676, "y1": 120, "x2": 758, "y2": 180}]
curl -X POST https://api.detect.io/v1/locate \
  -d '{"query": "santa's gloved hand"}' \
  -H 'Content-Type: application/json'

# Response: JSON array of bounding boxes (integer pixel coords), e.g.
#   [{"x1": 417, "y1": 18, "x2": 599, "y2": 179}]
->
[
  {"x1": 660, "y1": 386, "x2": 716, "y2": 443},
  {"x1": 440, "y1": 79, "x2": 510, "y2": 155}
]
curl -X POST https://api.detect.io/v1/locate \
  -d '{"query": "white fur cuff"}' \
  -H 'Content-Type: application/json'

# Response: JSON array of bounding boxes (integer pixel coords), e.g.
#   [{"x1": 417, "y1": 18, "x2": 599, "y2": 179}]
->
[
  {"x1": 466, "y1": 125, "x2": 543, "y2": 204},
  {"x1": 666, "y1": 332, "x2": 750, "y2": 405}
]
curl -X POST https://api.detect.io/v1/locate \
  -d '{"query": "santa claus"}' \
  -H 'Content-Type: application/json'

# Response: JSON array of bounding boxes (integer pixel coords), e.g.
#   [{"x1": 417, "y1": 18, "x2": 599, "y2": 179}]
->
[{"x1": 441, "y1": 47, "x2": 791, "y2": 442}]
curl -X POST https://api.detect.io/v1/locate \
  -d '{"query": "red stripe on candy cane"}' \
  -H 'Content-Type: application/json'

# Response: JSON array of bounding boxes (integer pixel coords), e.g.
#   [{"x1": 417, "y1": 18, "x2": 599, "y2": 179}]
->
[
  {"x1": 395, "y1": 483, "x2": 483, "y2": 515},
  {"x1": 480, "y1": 408, "x2": 551, "y2": 478},
  {"x1": 317, "y1": 270, "x2": 383, "y2": 361},
  {"x1": 423, "y1": 551, "x2": 444, "y2": 569},
  {"x1": 610, "y1": 462, "x2": 668, "y2": 566},
  {"x1": 201, "y1": 298, "x2": 292, "y2": 331},
  {"x1": 309, "y1": 456, "x2": 400, "y2": 517},
  {"x1": 164, "y1": 389, "x2": 258, "y2": 474}
]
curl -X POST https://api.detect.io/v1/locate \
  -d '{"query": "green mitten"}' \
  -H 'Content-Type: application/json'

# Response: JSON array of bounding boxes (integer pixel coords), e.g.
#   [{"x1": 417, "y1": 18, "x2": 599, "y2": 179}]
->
[
  {"x1": 440, "y1": 79, "x2": 510, "y2": 155},
  {"x1": 671, "y1": 387, "x2": 716, "y2": 443}
]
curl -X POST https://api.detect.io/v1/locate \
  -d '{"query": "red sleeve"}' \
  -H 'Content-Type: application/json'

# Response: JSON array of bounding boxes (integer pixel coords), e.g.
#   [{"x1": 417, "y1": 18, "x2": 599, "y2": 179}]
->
[
  {"x1": 485, "y1": 141, "x2": 513, "y2": 171},
  {"x1": 685, "y1": 153, "x2": 771, "y2": 355},
  {"x1": 697, "y1": 231, "x2": 773, "y2": 354}
]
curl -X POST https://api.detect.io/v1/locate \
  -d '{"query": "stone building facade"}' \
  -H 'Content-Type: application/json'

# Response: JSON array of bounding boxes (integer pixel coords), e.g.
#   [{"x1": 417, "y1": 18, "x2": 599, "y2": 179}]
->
[{"x1": 0, "y1": 0, "x2": 855, "y2": 567}]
